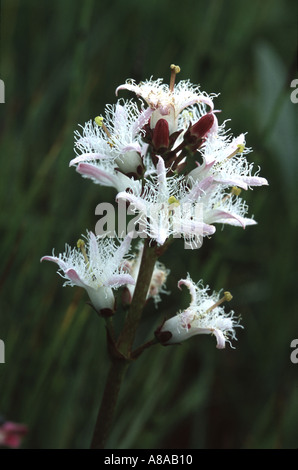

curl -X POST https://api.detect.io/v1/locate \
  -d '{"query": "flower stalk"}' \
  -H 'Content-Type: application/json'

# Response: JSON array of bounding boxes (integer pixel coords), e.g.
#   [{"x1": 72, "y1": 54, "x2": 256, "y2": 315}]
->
[{"x1": 90, "y1": 238, "x2": 159, "y2": 449}]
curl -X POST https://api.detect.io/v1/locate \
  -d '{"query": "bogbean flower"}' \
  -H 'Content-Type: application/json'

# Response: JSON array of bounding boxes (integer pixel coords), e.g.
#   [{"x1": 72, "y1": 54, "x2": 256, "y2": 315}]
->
[
  {"x1": 116, "y1": 65, "x2": 215, "y2": 135},
  {"x1": 116, "y1": 156, "x2": 216, "y2": 247},
  {"x1": 41, "y1": 232, "x2": 135, "y2": 313},
  {"x1": 155, "y1": 276, "x2": 241, "y2": 349},
  {"x1": 187, "y1": 129, "x2": 268, "y2": 190},
  {"x1": 70, "y1": 99, "x2": 152, "y2": 190}
]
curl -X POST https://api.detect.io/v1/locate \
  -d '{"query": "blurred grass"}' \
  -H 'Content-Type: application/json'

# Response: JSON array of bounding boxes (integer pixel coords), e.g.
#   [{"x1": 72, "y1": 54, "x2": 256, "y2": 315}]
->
[{"x1": 0, "y1": 0, "x2": 297, "y2": 449}]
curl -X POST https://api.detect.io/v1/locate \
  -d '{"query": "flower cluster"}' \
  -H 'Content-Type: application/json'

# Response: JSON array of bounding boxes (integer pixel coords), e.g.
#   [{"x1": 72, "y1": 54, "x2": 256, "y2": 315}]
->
[{"x1": 42, "y1": 65, "x2": 267, "y2": 348}]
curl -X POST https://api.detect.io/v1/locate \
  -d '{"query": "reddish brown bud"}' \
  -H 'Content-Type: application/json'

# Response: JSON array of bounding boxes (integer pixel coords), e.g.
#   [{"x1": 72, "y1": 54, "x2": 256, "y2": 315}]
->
[
  {"x1": 152, "y1": 119, "x2": 170, "y2": 151},
  {"x1": 154, "y1": 323, "x2": 173, "y2": 345},
  {"x1": 190, "y1": 113, "x2": 215, "y2": 139},
  {"x1": 121, "y1": 286, "x2": 132, "y2": 308}
]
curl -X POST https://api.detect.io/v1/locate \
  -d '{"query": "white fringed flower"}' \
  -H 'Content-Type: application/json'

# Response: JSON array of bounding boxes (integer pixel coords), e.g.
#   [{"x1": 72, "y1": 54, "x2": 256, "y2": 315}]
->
[
  {"x1": 41, "y1": 232, "x2": 135, "y2": 312},
  {"x1": 116, "y1": 66, "x2": 215, "y2": 135},
  {"x1": 117, "y1": 156, "x2": 215, "y2": 247},
  {"x1": 70, "y1": 99, "x2": 151, "y2": 180},
  {"x1": 188, "y1": 130, "x2": 268, "y2": 190},
  {"x1": 156, "y1": 276, "x2": 241, "y2": 349}
]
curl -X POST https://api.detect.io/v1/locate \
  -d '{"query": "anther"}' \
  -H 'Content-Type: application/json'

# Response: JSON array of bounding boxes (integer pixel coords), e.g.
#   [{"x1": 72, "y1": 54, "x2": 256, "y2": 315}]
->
[
  {"x1": 169, "y1": 64, "x2": 181, "y2": 92},
  {"x1": 77, "y1": 239, "x2": 89, "y2": 265},
  {"x1": 231, "y1": 186, "x2": 241, "y2": 196},
  {"x1": 168, "y1": 195, "x2": 180, "y2": 207},
  {"x1": 95, "y1": 116, "x2": 112, "y2": 139},
  {"x1": 227, "y1": 143, "x2": 245, "y2": 160},
  {"x1": 206, "y1": 291, "x2": 233, "y2": 313}
]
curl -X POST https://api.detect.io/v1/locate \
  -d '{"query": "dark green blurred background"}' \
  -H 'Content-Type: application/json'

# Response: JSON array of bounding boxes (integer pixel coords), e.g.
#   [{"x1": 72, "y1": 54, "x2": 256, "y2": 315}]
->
[{"x1": 0, "y1": 0, "x2": 297, "y2": 449}]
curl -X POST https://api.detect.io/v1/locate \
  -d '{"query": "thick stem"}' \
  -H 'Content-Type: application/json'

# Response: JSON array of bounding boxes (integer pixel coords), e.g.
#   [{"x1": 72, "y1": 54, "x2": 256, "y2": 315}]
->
[
  {"x1": 117, "y1": 239, "x2": 158, "y2": 356},
  {"x1": 90, "y1": 239, "x2": 158, "y2": 449},
  {"x1": 90, "y1": 358, "x2": 129, "y2": 449}
]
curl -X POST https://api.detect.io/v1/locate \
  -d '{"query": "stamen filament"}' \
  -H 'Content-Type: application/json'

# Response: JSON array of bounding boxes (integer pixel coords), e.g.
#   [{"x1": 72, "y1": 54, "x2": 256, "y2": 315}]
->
[
  {"x1": 95, "y1": 116, "x2": 112, "y2": 139},
  {"x1": 206, "y1": 291, "x2": 233, "y2": 313},
  {"x1": 226, "y1": 144, "x2": 245, "y2": 160},
  {"x1": 221, "y1": 186, "x2": 242, "y2": 204},
  {"x1": 169, "y1": 64, "x2": 181, "y2": 92},
  {"x1": 77, "y1": 239, "x2": 89, "y2": 266}
]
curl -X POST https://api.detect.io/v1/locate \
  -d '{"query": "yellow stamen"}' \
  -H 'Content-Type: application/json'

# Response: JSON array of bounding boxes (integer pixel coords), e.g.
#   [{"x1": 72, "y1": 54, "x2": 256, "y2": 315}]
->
[
  {"x1": 168, "y1": 195, "x2": 180, "y2": 207},
  {"x1": 94, "y1": 116, "x2": 104, "y2": 127},
  {"x1": 95, "y1": 116, "x2": 112, "y2": 138},
  {"x1": 95, "y1": 116, "x2": 114, "y2": 147},
  {"x1": 227, "y1": 143, "x2": 245, "y2": 160},
  {"x1": 220, "y1": 186, "x2": 241, "y2": 205},
  {"x1": 231, "y1": 186, "x2": 241, "y2": 196},
  {"x1": 206, "y1": 291, "x2": 233, "y2": 313},
  {"x1": 169, "y1": 64, "x2": 181, "y2": 92},
  {"x1": 77, "y1": 239, "x2": 89, "y2": 265}
]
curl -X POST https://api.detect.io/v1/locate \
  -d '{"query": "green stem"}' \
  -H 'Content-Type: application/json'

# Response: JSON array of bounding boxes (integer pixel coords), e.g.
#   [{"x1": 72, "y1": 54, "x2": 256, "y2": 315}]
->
[
  {"x1": 90, "y1": 358, "x2": 129, "y2": 449},
  {"x1": 117, "y1": 239, "x2": 158, "y2": 356},
  {"x1": 90, "y1": 239, "x2": 158, "y2": 449}
]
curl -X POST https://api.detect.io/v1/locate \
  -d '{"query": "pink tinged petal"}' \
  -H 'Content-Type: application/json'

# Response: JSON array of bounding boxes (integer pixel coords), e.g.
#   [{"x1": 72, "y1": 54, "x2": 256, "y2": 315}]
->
[
  {"x1": 210, "y1": 209, "x2": 257, "y2": 228},
  {"x1": 203, "y1": 223, "x2": 216, "y2": 236},
  {"x1": 187, "y1": 160, "x2": 215, "y2": 182},
  {"x1": 179, "y1": 94, "x2": 214, "y2": 113},
  {"x1": 156, "y1": 156, "x2": 167, "y2": 194},
  {"x1": 69, "y1": 153, "x2": 107, "y2": 167},
  {"x1": 116, "y1": 191, "x2": 147, "y2": 213},
  {"x1": 132, "y1": 107, "x2": 153, "y2": 137},
  {"x1": 120, "y1": 143, "x2": 142, "y2": 154},
  {"x1": 178, "y1": 278, "x2": 197, "y2": 305},
  {"x1": 213, "y1": 329, "x2": 226, "y2": 349},
  {"x1": 209, "y1": 112, "x2": 219, "y2": 135},
  {"x1": 213, "y1": 175, "x2": 269, "y2": 190},
  {"x1": 115, "y1": 83, "x2": 141, "y2": 96},
  {"x1": 194, "y1": 327, "x2": 226, "y2": 349},
  {"x1": 178, "y1": 219, "x2": 215, "y2": 238},
  {"x1": 77, "y1": 163, "x2": 117, "y2": 187},
  {"x1": 114, "y1": 103, "x2": 126, "y2": 130},
  {"x1": 213, "y1": 176, "x2": 249, "y2": 190},
  {"x1": 65, "y1": 268, "x2": 88, "y2": 288},
  {"x1": 111, "y1": 232, "x2": 134, "y2": 266},
  {"x1": 40, "y1": 255, "x2": 68, "y2": 272},
  {"x1": 105, "y1": 273, "x2": 136, "y2": 287},
  {"x1": 242, "y1": 176, "x2": 269, "y2": 187},
  {"x1": 186, "y1": 176, "x2": 214, "y2": 202},
  {"x1": 88, "y1": 231, "x2": 99, "y2": 262}
]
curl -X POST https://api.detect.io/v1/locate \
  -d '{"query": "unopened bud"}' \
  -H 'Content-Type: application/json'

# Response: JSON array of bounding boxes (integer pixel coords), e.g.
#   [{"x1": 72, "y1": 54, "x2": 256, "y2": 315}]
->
[
  {"x1": 190, "y1": 113, "x2": 215, "y2": 140},
  {"x1": 152, "y1": 118, "x2": 170, "y2": 152}
]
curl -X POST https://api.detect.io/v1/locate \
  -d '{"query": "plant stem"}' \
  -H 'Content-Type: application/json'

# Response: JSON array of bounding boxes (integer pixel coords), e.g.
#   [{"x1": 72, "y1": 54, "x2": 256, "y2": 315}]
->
[
  {"x1": 117, "y1": 239, "x2": 158, "y2": 356},
  {"x1": 90, "y1": 358, "x2": 129, "y2": 449},
  {"x1": 90, "y1": 239, "x2": 158, "y2": 449}
]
